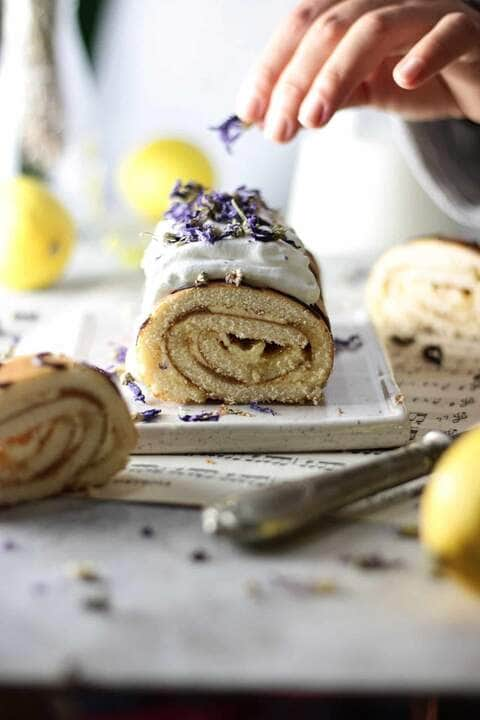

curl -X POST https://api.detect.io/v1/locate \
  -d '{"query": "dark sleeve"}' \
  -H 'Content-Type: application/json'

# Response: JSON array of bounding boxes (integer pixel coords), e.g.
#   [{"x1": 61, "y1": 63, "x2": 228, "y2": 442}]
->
[{"x1": 392, "y1": 118, "x2": 480, "y2": 230}]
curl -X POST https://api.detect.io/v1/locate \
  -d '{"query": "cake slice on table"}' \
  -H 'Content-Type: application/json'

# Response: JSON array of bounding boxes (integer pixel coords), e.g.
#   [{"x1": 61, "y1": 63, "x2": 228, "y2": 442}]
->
[
  {"x1": 128, "y1": 182, "x2": 334, "y2": 404},
  {"x1": 0, "y1": 354, "x2": 137, "y2": 505},
  {"x1": 366, "y1": 236, "x2": 480, "y2": 342}
]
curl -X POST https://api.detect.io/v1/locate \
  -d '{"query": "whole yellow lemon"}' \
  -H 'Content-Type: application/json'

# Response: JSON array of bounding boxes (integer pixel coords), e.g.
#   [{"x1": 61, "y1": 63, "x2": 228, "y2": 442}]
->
[
  {"x1": 0, "y1": 176, "x2": 75, "y2": 291},
  {"x1": 421, "y1": 427, "x2": 480, "y2": 594},
  {"x1": 117, "y1": 139, "x2": 214, "y2": 221}
]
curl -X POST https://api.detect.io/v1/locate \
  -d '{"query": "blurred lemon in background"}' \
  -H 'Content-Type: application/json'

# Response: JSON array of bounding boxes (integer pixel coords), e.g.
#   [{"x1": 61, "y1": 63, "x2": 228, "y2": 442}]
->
[
  {"x1": 421, "y1": 427, "x2": 480, "y2": 594},
  {"x1": 0, "y1": 176, "x2": 75, "y2": 291},
  {"x1": 103, "y1": 229, "x2": 146, "y2": 269},
  {"x1": 117, "y1": 138, "x2": 214, "y2": 221}
]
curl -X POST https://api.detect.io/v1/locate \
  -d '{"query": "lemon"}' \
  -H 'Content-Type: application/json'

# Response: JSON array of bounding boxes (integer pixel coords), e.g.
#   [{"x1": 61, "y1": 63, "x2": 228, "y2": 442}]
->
[
  {"x1": 117, "y1": 138, "x2": 214, "y2": 221},
  {"x1": 421, "y1": 427, "x2": 480, "y2": 594},
  {"x1": 0, "y1": 176, "x2": 75, "y2": 291}
]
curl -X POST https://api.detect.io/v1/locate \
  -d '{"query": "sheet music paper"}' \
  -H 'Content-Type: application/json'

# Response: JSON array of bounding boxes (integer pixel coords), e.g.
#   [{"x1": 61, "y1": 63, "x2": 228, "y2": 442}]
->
[
  {"x1": 387, "y1": 332, "x2": 479, "y2": 441},
  {"x1": 4, "y1": 302, "x2": 480, "y2": 511},
  {"x1": 85, "y1": 329, "x2": 480, "y2": 508}
]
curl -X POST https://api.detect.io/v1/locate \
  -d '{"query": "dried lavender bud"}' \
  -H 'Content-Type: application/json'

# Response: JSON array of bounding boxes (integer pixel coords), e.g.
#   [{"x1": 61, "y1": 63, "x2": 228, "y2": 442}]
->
[
  {"x1": 127, "y1": 381, "x2": 146, "y2": 404},
  {"x1": 190, "y1": 548, "x2": 211, "y2": 563},
  {"x1": 179, "y1": 412, "x2": 220, "y2": 422},
  {"x1": 220, "y1": 220, "x2": 244, "y2": 240},
  {"x1": 422, "y1": 345, "x2": 443, "y2": 366},
  {"x1": 160, "y1": 181, "x2": 295, "y2": 250},
  {"x1": 334, "y1": 335, "x2": 363, "y2": 352},
  {"x1": 249, "y1": 402, "x2": 278, "y2": 416},
  {"x1": 82, "y1": 595, "x2": 111, "y2": 613},
  {"x1": 341, "y1": 553, "x2": 403, "y2": 570},
  {"x1": 114, "y1": 345, "x2": 127, "y2": 364},
  {"x1": 2, "y1": 539, "x2": 16, "y2": 551},
  {"x1": 170, "y1": 180, "x2": 204, "y2": 203},
  {"x1": 209, "y1": 114, "x2": 248, "y2": 154},
  {"x1": 140, "y1": 525, "x2": 155, "y2": 538},
  {"x1": 132, "y1": 408, "x2": 161, "y2": 423}
]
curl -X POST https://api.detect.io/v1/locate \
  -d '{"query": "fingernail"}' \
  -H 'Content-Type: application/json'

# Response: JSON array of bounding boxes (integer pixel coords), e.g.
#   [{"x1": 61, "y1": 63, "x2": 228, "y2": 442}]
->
[
  {"x1": 264, "y1": 114, "x2": 294, "y2": 142},
  {"x1": 237, "y1": 93, "x2": 266, "y2": 122},
  {"x1": 299, "y1": 101, "x2": 327, "y2": 128},
  {"x1": 396, "y1": 56, "x2": 425, "y2": 85}
]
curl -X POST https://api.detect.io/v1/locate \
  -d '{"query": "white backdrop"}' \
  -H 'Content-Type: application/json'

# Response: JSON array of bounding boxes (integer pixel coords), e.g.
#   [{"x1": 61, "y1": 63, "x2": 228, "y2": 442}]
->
[
  {"x1": 94, "y1": 0, "x2": 466, "y2": 257},
  {"x1": 95, "y1": 0, "x2": 299, "y2": 210}
]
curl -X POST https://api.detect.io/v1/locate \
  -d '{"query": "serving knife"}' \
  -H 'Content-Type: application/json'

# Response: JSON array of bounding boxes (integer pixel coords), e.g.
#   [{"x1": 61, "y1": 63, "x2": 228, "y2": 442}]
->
[{"x1": 202, "y1": 431, "x2": 452, "y2": 544}]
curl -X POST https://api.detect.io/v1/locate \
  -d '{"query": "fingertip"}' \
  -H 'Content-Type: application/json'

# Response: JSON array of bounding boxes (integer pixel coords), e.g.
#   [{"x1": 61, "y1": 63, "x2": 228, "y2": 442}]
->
[
  {"x1": 298, "y1": 101, "x2": 330, "y2": 129},
  {"x1": 236, "y1": 88, "x2": 267, "y2": 124},
  {"x1": 264, "y1": 113, "x2": 296, "y2": 143},
  {"x1": 392, "y1": 70, "x2": 416, "y2": 90},
  {"x1": 393, "y1": 57, "x2": 425, "y2": 90}
]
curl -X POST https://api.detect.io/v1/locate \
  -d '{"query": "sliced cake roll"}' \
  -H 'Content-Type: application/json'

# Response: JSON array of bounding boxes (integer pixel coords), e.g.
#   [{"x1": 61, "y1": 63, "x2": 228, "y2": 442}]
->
[
  {"x1": 367, "y1": 237, "x2": 480, "y2": 341},
  {"x1": 0, "y1": 354, "x2": 137, "y2": 505},
  {"x1": 128, "y1": 183, "x2": 334, "y2": 404}
]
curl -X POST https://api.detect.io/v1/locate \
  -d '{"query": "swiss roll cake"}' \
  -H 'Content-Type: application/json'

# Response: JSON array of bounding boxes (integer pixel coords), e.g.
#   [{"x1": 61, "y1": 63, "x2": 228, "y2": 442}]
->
[
  {"x1": 0, "y1": 354, "x2": 137, "y2": 505},
  {"x1": 367, "y1": 236, "x2": 480, "y2": 341},
  {"x1": 128, "y1": 182, "x2": 334, "y2": 404}
]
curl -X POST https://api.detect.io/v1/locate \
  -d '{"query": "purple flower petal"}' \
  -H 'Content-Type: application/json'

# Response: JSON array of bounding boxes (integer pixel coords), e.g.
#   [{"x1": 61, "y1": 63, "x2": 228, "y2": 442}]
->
[
  {"x1": 134, "y1": 408, "x2": 161, "y2": 423},
  {"x1": 334, "y1": 335, "x2": 363, "y2": 352},
  {"x1": 178, "y1": 412, "x2": 220, "y2": 423},
  {"x1": 160, "y1": 181, "x2": 296, "y2": 250},
  {"x1": 127, "y1": 381, "x2": 146, "y2": 403},
  {"x1": 115, "y1": 345, "x2": 128, "y2": 364},
  {"x1": 249, "y1": 402, "x2": 278, "y2": 416},
  {"x1": 209, "y1": 114, "x2": 248, "y2": 154}
]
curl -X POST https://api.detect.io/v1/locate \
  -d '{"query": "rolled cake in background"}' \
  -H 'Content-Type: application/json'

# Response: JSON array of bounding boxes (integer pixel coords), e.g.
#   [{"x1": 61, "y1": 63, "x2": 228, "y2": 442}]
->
[
  {"x1": 0, "y1": 354, "x2": 137, "y2": 505},
  {"x1": 129, "y1": 183, "x2": 334, "y2": 404},
  {"x1": 366, "y1": 237, "x2": 480, "y2": 341}
]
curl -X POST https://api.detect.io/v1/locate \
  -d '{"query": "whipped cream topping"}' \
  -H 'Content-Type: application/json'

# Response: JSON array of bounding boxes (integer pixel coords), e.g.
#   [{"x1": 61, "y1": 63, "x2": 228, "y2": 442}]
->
[{"x1": 139, "y1": 218, "x2": 320, "y2": 319}]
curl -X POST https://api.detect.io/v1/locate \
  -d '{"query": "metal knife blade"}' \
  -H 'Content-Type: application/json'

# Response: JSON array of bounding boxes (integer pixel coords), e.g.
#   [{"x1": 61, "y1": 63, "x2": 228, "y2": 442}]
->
[{"x1": 202, "y1": 431, "x2": 452, "y2": 544}]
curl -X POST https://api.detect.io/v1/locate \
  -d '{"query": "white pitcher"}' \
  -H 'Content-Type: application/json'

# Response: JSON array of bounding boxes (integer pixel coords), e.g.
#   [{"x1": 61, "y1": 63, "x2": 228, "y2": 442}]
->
[{"x1": 287, "y1": 108, "x2": 465, "y2": 258}]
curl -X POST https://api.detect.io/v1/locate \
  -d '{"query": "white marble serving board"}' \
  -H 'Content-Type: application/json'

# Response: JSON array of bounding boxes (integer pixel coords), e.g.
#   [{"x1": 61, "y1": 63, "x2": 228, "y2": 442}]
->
[{"x1": 17, "y1": 308, "x2": 410, "y2": 453}]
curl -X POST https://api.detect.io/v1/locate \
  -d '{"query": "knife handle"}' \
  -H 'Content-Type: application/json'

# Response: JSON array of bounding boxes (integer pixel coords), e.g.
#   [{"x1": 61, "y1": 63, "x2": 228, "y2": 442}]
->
[{"x1": 202, "y1": 431, "x2": 451, "y2": 543}]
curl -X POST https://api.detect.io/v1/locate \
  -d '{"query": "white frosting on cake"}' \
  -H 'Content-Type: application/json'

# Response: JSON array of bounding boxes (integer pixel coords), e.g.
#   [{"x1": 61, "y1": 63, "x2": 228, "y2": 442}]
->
[{"x1": 139, "y1": 218, "x2": 320, "y2": 319}]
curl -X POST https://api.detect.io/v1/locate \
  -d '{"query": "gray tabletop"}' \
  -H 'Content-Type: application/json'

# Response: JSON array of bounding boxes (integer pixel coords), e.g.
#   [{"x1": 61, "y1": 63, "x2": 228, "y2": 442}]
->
[
  {"x1": 1, "y1": 246, "x2": 479, "y2": 694},
  {"x1": 1, "y1": 493, "x2": 480, "y2": 694}
]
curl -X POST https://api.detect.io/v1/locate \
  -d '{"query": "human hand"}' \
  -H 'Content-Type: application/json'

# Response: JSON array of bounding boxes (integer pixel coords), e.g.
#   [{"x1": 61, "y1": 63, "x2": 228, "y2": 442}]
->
[{"x1": 236, "y1": 0, "x2": 480, "y2": 142}]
